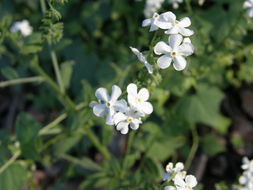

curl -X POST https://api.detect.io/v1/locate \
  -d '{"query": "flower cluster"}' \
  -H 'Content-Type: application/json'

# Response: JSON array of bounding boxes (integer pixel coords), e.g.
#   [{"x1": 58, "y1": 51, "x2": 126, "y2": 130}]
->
[
  {"x1": 234, "y1": 157, "x2": 253, "y2": 190},
  {"x1": 144, "y1": 0, "x2": 165, "y2": 18},
  {"x1": 10, "y1": 20, "x2": 33, "y2": 36},
  {"x1": 243, "y1": 0, "x2": 253, "y2": 17},
  {"x1": 163, "y1": 162, "x2": 198, "y2": 190},
  {"x1": 90, "y1": 83, "x2": 153, "y2": 134},
  {"x1": 142, "y1": 11, "x2": 194, "y2": 71}
]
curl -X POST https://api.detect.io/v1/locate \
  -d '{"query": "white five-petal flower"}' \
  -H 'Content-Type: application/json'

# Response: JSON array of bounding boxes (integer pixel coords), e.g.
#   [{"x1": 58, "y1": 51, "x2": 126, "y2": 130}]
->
[
  {"x1": 154, "y1": 34, "x2": 194, "y2": 71},
  {"x1": 163, "y1": 162, "x2": 185, "y2": 181},
  {"x1": 92, "y1": 85, "x2": 127, "y2": 125},
  {"x1": 127, "y1": 83, "x2": 153, "y2": 115},
  {"x1": 142, "y1": 12, "x2": 173, "y2": 31},
  {"x1": 10, "y1": 20, "x2": 33, "y2": 36},
  {"x1": 243, "y1": 0, "x2": 253, "y2": 17},
  {"x1": 174, "y1": 174, "x2": 198, "y2": 190},
  {"x1": 113, "y1": 108, "x2": 142, "y2": 134},
  {"x1": 158, "y1": 11, "x2": 194, "y2": 36},
  {"x1": 130, "y1": 47, "x2": 154, "y2": 74}
]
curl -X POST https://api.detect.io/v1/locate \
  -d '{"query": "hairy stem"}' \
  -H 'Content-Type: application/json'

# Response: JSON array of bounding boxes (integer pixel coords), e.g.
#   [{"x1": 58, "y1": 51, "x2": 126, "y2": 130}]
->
[
  {"x1": 0, "y1": 151, "x2": 21, "y2": 174},
  {"x1": 185, "y1": 126, "x2": 199, "y2": 170},
  {"x1": 0, "y1": 76, "x2": 44, "y2": 88}
]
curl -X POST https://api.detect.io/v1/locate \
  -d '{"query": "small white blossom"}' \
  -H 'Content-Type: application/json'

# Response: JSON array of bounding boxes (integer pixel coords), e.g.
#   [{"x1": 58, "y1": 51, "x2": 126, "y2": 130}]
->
[
  {"x1": 10, "y1": 20, "x2": 33, "y2": 36},
  {"x1": 130, "y1": 47, "x2": 154, "y2": 74},
  {"x1": 163, "y1": 162, "x2": 184, "y2": 181},
  {"x1": 144, "y1": 0, "x2": 165, "y2": 18},
  {"x1": 92, "y1": 85, "x2": 127, "y2": 125},
  {"x1": 157, "y1": 11, "x2": 194, "y2": 36},
  {"x1": 142, "y1": 12, "x2": 173, "y2": 32},
  {"x1": 154, "y1": 34, "x2": 194, "y2": 71},
  {"x1": 127, "y1": 83, "x2": 153, "y2": 115},
  {"x1": 198, "y1": 0, "x2": 205, "y2": 6},
  {"x1": 168, "y1": 0, "x2": 183, "y2": 9},
  {"x1": 174, "y1": 174, "x2": 198, "y2": 190},
  {"x1": 113, "y1": 107, "x2": 142, "y2": 134},
  {"x1": 243, "y1": 0, "x2": 253, "y2": 17}
]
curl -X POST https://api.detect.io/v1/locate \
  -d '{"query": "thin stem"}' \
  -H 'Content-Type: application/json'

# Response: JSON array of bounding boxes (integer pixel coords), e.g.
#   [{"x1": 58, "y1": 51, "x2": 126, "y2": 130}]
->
[
  {"x1": 185, "y1": 0, "x2": 192, "y2": 13},
  {"x1": 31, "y1": 59, "x2": 75, "y2": 110},
  {"x1": 81, "y1": 125, "x2": 110, "y2": 161},
  {"x1": 125, "y1": 131, "x2": 135, "y2": 156},
  {"x1": 185, "y1": 126, "x2": 199, "y2": 170},
  {"x1": 50, "y1": 50, "x2": 65, "y2": 93},
  {"x1": 0, "y1": 150, "x2": 21, "y2": 174},
  {"x1": 0, "y1": 76, "x2": 44, "y2": 88},
  {"x1": 40, "y1": 0, "x2": 65, "y2": 93}
]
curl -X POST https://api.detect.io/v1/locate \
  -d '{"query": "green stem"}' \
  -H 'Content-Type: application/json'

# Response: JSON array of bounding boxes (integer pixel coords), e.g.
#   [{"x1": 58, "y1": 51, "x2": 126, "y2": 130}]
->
[
  {"x1": 185, "y1": 126, "x2": 199, "y2": 170},
  {"x1": 81, "y1": 125, "x2": 110, "y2": 161},
  {"x1": 0, "y1": 150, "x2": 21, "y2": 174},
  {"x1": 0, "y1": 76, "x2": 44, "y2": 88},
  {"x1": 125, "y1": 131, "x2": 135, "y2": 156},
  {"x1": 31, "y1": 59, "x2": 75, "y2": 110},
  {"x1": 50, "y1": 50, "x2": 65, "y2": 93},
  {"x1": 40, "y1": 0, "x2": 65, "y2": 93},
  {"x1": 185, "y1": 0, "x2": 192, "y2": 13}
]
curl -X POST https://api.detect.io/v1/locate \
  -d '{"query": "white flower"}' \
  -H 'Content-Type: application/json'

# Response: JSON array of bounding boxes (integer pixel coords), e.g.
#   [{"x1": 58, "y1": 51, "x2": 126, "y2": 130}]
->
[
  {"x1": 144, "y1": 0, "x2": 165, "y2": 18},
  {"x1": 168, "y1": 0, "x2": 183, "y2": 9},
  {"x1": 154, "y1": 34, "x2": 194, "y2": 71},
  {"x1": 242, "y1": 157, "x2": 253, "y2": 171},
  {"x1": 174, "y1": 174, "x2": 197, "y2": 190},
  {"x1": 163, "y1": 162, "x2": 185, "y2": 181},
  {"x1": 158, "y1": 12, "x2": 194, "y2": 36},
  {"x1": 164, "y1": 186, "x2": 177, "y2": 190},
  {"x1": 10, "y1": 20, "x2": 33, "y2": 36},
  {"x1": 243, "y1": 0, "x2": 253, "y2": 17},
  {"x1": 130, "y1": 47, "x2": 154, "y2": 74},
  {"x1": 142, "y1": 12, "x2": 173, "y2": 32},
  {"x1": 127, "y1": 83, "x2": 153, "y2": 115},
  {"x1": 113, "y1": 107, "x2": 142, "y2": 134},
  {"x1": 92, "y1": 85, "x2": 127, "y2": 125},
  {"x1": 198, "y1": 0, "x2": 205, "y2": 6}
]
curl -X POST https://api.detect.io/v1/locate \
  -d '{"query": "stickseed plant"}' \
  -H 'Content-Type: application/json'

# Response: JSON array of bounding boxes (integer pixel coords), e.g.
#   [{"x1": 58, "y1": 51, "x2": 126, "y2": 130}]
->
[{"x1": 0, "y1": 0, "x2": 253, "y2": 190}]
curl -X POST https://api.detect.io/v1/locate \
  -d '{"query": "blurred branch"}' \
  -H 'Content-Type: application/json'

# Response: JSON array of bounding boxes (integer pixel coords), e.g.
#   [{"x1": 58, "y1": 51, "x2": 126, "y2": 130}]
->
[
  {"x1": 81, "y1": 124, "x2": 111, "y2": 161},
  {"x1": 0, "y1": 150, "x2": 21, "y2": 174},
  {"x1": 0, "y1": 76, "x2": 44, "y2": 88},
  {"x1": 185, "y1": 126, "x2": 199, "y2": 170}
]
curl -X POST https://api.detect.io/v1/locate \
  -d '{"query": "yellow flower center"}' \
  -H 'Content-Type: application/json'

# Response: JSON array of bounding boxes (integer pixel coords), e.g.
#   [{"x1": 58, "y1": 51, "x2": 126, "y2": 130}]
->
[
  {"x1": 106, "y1": 102, "x2": 111, "y2": 107},
  {"x1": 174, "y1": 20, "x2": 179, "y2": 24},
  {"x1": 137, "y1": 98, "x2": 142, "y2": 102},
  {"x1": 171, "y1": 52, "x2": 177, "y2": 56},
  {"x1": 127, "y1": 118, "x2": 133, "y2": 123},
  {"x1": 153, "y1": 13, "x2": 159, "y2": 19}
]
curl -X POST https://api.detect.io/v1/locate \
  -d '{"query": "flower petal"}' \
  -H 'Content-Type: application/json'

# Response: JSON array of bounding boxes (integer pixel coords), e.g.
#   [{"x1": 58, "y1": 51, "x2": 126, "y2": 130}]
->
[
  {"x1": 89, "y1": 101, "x2": 98, "y2": 108},
  {"x1": 138, "y1": 88, "x2": 149, "y2": 101},
  {"x1": 154, "y1": 41, "x2": 172, "y2": 55},
  {"x1": 93, "y1": 104, "x2": 107, "y2": 117},
  {"x1": 157, "y1": 55, "x2": 172, "y2": 69},
  {"x1": 165, "y1": 26, "x2": 180, "y2": 35},
  {"x1": 185, "y1": 175, "x2": 197, "y2": 188},
  {"x1": 178, "y1": 43, "x2": 194, "y2": 56},
  {"x1": 95, "y1": 88, "x2": 109, "y2": 102},
  {"x1": 178, "y1": 17, "x2": 191, "y2": 28},
  {"x1": 183, "y1": 38, "x2": 191, "y2": 43},
  {"x1": 174, "y1": 174, "x2": 186, "y2": 187},
  {"x1": 113, "y1": 112, "x2": 127, "y2": 125},
  {"x1": 144, "y1": 62, "x2": 154, "y2": 74},
  {"x1": 105, "y1": 109, "x2": 115, "y2": 125},
  {"x1": 140, "y1": 102, "x2": 153, "y2": 114},
  {"x1": 110, "y1": 85, "x2": 122, "y2": 102},
  {"x1": 173, "y1": 56, "x2": 187, "y2": 71},
  {"x1": 179, "y1": 27, "x2": 194, "y2": 36},
  {"x1": 142, "y1": 18, "x2": 152, "y2": 27},
  {"x1": 130, "y1": 121, "x2": 140, "y2": 130},
  {"x1": 161, "y1": 11, "x2": 176, "y2": 22},
  {"x1": 164, "y1": 186, "x2": 176, "y2": 190},
  {"x1": 114, "y1": 99, "x2": 128, "y2": 112},
  {"x1": 127, "y1": 83, "x2": 138, "y2": 96},
  {"x1": 243, "y1": 1, "x2": 253, "y2": 8},
  {"x1": 116, "y1": 122, "x2": 129, "y2": 134},
  {"x1": 150, "y1": 24, "x2": 159, "y2": 32},
  {"x1": 169, "y1": 34, "x2": 183, "y2": 49}
]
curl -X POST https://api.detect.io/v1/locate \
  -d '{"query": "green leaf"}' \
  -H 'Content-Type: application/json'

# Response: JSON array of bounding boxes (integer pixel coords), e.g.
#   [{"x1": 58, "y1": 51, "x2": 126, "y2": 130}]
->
[
  {"x1": 54, "y1": 134, "x2": 82, "y2": 155},
  {"x1": 0, "y1": 163, "x2": 28, "y2": 190},
  {"x1": 15, "y1": 112, "x2": 41, "y2": 160},
  {"x1": 1, "y1": 67, "x2": 19, "y2": 80},
  {"x1": 201, "y1": 135, "x2": 226, "y2": 157},
  {"x1": 175, "y1": 85, "x2": 231, "y2": 134}
]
